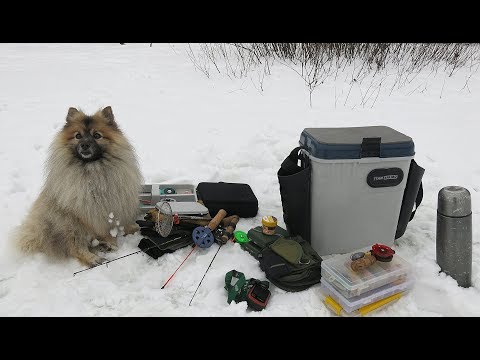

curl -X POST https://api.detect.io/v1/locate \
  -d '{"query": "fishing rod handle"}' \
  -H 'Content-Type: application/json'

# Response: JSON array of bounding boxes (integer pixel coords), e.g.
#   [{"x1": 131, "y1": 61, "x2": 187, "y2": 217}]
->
[
  {"x1": 207, "y1": 209, "x2": 227, "y2": 231},
  {"x1": 221, "y1": 215, "x2": 240, "y2": 242},
  {"x1": 222, "y1": 215, "x2": 238, "y2": 226}
]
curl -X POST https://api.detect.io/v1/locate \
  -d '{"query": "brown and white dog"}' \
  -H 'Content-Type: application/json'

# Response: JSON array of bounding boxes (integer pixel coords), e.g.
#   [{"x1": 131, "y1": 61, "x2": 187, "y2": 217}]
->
[{"x1": 14, "y1": 106, "x2": 143, "y2": 267}]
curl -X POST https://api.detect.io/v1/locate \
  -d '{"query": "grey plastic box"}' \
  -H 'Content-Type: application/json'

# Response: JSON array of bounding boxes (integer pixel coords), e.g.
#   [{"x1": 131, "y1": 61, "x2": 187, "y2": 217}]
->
[
  {"x1": 320, "y1": 277, "x2": 414, "y2": 314},
  {"x1": 299, "y1": 126, "x2": 415, "y2": 256},
  {"x1": 139, "y1": 184, "x2": 197, "y2": 213}
]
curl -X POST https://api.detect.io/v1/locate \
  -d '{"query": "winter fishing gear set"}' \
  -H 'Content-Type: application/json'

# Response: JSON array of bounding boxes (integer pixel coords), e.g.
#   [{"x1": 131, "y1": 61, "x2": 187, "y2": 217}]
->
[
  {"x1": 72, "y1": 125, "x2": 434, "y2": 316},
  {"x1": 136, "y1": 182, "x2": 258, "y2": 258}
]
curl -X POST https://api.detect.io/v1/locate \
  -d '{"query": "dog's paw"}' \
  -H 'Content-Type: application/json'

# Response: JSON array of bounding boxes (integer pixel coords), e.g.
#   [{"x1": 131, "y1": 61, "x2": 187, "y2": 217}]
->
[
  {"x1": 97, "y1": 242, "x2": 118, "y2": 252},
  {"x1": 78, "y1": 253, "x2": 108, "y2": 268},
  {"x1": 123, "y1": 223, "x2": 140, "y2": 236},
  {"x1": 90, "y1": 255, "x2": 108, "y2": 268}
]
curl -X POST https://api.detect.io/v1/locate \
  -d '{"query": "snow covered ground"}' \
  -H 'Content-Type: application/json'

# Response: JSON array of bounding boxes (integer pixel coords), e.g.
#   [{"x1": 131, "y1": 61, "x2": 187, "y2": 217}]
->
[{"x1": 0, "y1": 43, "x2": 479, "y2": 316}]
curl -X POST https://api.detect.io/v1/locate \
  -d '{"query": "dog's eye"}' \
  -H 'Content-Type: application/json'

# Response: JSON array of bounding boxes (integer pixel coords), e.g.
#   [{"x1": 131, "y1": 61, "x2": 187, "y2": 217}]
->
[
  {"x1": 75, "y1": 133, "x2": 82, "y2": 139},
  {"x1": 93, "y1": 132, "x2": 102, "y2": 140}
]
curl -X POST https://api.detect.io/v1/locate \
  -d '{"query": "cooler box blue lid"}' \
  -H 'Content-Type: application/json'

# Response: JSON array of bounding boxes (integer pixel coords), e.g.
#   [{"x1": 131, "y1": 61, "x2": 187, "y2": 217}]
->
[{"x1": 299, "y1": 126, "x2": 414, "y2": 160}]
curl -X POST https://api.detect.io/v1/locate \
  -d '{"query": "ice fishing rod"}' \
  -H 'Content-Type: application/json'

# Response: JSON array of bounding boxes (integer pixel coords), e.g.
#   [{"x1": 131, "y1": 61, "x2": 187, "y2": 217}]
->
[
  {"x1": 160, "y1": 209, "x2": 228, "y2": 289},
  {"x1": 73, "y1": 246, "x2": 158, "y2": 276},
  {"x1": 188, "y1": 242, "x2": 224, "y2": 306},
  {"x1": 72, "y1": 234, "x2": 186, "y2": 276},
  {"x1": 189, "y1": 215, "x2": 239, "y2": 306},
  {"x1": 161, "y1": 244, "x2": 197, "y2": 289}
]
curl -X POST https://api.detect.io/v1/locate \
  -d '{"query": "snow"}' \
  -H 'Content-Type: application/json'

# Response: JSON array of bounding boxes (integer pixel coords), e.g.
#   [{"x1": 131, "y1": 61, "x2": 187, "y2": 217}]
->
[
  {"x1": 109, "y1": 228, "x2": 118, "y2": 238},
  {"x1": 1, "y1": 43, "x2": 479, "y2": 316}
]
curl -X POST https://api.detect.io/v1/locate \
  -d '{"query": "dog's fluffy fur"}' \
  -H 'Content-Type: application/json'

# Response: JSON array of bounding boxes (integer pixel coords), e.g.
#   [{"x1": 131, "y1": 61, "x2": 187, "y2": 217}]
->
[{"x1": 14, "y1": 106, "x2": 143, "y2": 267}]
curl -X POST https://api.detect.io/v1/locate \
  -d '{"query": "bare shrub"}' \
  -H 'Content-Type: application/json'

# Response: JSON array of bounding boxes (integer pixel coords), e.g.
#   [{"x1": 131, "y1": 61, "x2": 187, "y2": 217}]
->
[{"x1": 187, "y1": 43, "x2": 480, "y2": 106}]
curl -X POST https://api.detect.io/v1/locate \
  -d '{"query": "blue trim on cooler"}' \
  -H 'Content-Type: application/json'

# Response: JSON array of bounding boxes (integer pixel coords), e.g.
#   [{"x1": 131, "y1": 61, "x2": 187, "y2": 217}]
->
[{"x1": 299, "y1": 131, "x2": 415, "y2": 160}]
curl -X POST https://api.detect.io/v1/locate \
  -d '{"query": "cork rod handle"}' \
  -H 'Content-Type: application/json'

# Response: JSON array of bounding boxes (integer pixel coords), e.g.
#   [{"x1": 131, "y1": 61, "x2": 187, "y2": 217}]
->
[{"x1": 207, "y1": 209, "x2": 227, "y2": 231}]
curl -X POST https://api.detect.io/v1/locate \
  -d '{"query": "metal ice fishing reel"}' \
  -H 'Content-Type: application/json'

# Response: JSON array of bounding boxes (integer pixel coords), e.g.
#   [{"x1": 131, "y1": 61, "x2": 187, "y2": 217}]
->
[{"x1": 214, "y1": 227, "x2": 226, "y2": 243}]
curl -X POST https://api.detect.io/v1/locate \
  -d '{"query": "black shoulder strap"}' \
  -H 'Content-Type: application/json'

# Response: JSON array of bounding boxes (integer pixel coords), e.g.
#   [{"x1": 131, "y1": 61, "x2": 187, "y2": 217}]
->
[{"x1": 409, "y1": 182, "x2": 423, "y2": 221}]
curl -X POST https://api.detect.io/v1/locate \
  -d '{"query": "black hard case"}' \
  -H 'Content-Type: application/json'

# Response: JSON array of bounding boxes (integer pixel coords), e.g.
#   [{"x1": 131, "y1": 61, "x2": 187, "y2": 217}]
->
[{"x1": 196, "y1": 182, "x2": 258, "y2": 218}]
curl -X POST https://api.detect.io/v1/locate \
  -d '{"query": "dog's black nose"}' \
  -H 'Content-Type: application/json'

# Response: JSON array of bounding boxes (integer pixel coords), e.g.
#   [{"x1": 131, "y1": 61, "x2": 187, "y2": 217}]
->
[{"x1": 80, "y1": 143, "x2": 90, "y2": 151}]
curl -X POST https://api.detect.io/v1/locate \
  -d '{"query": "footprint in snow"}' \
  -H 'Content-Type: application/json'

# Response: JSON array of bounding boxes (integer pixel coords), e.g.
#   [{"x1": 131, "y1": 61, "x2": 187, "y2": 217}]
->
[
  {"x1": 0, "y1": 276, "x2": 15, "y2": 299},
  {"x1": 0, "y1": 286, "x2": 10, "y2": 299}
]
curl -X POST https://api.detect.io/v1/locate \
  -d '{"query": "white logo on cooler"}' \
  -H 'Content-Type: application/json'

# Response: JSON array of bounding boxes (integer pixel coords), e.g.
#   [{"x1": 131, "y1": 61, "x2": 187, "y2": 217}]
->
[{"x1": 374, "y1": 174, "x2": 398, "y2": 181}]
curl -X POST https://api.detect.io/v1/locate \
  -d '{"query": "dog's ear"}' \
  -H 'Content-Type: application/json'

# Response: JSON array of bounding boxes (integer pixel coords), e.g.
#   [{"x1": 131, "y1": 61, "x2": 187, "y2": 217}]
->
[
  {"x1": 66, "y1": 107, "x2": 79, "y2": 123},
  {"x1": 101, "y1": 106, "x2": 118, "y2": 129}
]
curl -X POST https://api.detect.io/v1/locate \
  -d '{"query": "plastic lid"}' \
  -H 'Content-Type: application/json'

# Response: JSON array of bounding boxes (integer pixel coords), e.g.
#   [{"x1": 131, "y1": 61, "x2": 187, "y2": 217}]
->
[
  {"x1": 234, "y1": 231, "x2": 250, "y2": 243},
  {"x1": 321, "y1": 246, "x2": 412, "y2": 298},
  {"x1": 299, "y1": 126, "x2": 414, "y2": 159},
  {"x1": 437, "y1": 186, "x2": 472, "y2": 217},
  {"x1": 262, "y1": 216, "x2": 277, "y2": 227}
]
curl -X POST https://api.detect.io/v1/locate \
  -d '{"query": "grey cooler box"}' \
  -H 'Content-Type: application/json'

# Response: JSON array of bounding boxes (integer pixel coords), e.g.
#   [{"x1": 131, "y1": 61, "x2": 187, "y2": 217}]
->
[{"x1": 299, "y1": 126, "x2": 416, "y2": 256}]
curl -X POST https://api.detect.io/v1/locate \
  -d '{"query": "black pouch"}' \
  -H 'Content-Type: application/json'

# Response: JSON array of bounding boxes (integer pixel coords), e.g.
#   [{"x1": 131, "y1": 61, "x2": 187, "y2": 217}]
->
[
  {"x1": 246, "y1": 279, "x2": 271, "y2": 311},
  {"x1": 138, "y1": 229, "x2": 193, "y2": 259},
  {"x1": 259, "y1": 249, "x2": 291, "y2": 278},
  {"x1": 258, "y1": 235, "x2": 322, "y2": 292},
  {"x1": 277, "y1": 147, "x2": 311, "y2": 243},
  {"x1": 395, "y1": 160, "x2": 425, "y2": 239},
  {"x1": 196, "y1": 182, "x2": 258, "y2": 217}
]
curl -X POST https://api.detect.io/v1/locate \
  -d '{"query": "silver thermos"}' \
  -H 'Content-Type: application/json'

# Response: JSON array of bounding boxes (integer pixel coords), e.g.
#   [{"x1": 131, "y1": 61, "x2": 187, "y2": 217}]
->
[{"x1": 436, "y1": 186, "x2": 472, "y2": 288}]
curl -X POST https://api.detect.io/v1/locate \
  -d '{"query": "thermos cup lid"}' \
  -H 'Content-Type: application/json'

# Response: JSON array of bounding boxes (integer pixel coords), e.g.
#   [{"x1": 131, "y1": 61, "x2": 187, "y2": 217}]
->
[{"x1": 438, "y1": 186, "x2": 472, "y2": 217}]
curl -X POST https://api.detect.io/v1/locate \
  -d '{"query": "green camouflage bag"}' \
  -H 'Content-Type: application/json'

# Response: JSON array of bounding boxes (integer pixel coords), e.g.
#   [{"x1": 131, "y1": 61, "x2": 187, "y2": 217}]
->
[
  {"x1": 240, "y1": 226, "x2": 289, "y2": 259},
  {"x1": 240, "y1": 226, "x2": 322, "y2": 292},
  {"x1": 259, "y1": 235, "x2": 322, "y2": 292}
]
